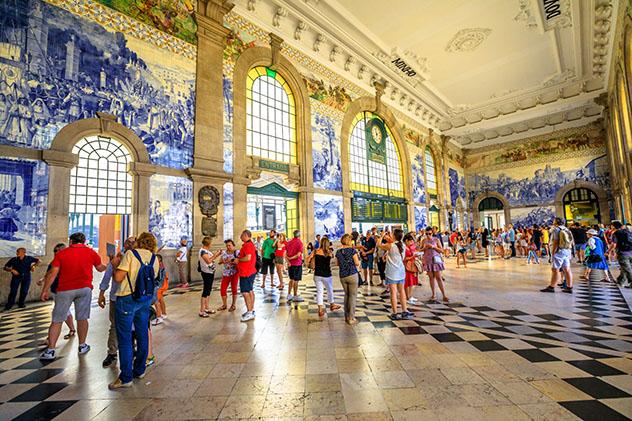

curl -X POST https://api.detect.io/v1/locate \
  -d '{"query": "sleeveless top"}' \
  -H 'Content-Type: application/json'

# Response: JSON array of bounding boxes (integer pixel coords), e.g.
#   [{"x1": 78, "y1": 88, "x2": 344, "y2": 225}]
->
[{"x1": 314, "y1": 253, "x2": 332, "y2": 278}]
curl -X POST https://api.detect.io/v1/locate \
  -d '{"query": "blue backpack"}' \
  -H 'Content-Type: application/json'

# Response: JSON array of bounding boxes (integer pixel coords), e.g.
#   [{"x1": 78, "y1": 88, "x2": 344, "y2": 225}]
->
[{"x1": 126, "y1": 250, "x2": 156, "y2": 301}]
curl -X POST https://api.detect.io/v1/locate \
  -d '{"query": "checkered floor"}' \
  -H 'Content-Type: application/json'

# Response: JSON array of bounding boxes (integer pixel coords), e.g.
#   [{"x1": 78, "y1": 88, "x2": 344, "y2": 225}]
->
[{"x1": 0, "y1": 266, "x2": 631, "y2": 420}]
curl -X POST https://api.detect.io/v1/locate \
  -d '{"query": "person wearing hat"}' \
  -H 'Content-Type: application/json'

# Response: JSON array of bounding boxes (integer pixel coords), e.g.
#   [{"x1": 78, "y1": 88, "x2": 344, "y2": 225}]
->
[{"x1": 582, "y1": 228, "x2": 612, "y2": 283}]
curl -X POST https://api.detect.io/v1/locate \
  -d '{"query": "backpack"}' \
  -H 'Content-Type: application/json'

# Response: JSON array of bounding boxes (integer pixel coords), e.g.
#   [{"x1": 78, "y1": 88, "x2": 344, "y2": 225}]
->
[
  {"x1": 614, "y1": 229, "x2": 632, "y2": 252},
  {"x1": 558, "y1": 227, "x2": 573, "y2": 249},
  {"x1": 255, "y1": 250, "x2": 262, "y2": 273},
  {"x1": 127, "y1": 250, "x2": 156, "y2": 302}
]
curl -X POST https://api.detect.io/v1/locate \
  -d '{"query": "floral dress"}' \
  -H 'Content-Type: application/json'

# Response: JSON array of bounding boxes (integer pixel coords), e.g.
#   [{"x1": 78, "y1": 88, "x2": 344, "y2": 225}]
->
[{"x1": 422, "y1": 236, "x2": 445, "y2": 272}]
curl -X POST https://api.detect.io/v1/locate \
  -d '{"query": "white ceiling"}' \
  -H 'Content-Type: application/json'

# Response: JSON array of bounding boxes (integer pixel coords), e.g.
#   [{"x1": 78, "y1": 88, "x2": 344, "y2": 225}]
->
[{"x1": 232, "y1": 0, "x2": 621, "y2": 148}]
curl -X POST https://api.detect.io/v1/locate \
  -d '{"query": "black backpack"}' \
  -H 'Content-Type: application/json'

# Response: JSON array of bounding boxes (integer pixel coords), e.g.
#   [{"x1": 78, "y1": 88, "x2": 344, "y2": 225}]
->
[
  {"x1": 255, "y1": 250, "x2": 262, "y2": 273},
  {"x1": 127, "y1": 250, "x2": 156, "y2": 302},
  {"x1": 615, "y1": 229, "x2": 632, "y2": 252}
]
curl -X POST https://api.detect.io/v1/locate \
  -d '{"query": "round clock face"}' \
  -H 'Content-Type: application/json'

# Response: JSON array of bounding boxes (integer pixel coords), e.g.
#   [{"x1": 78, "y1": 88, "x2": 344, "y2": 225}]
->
[{"x1": 371, "y1": 124, "x2": 383, "y2": 144}]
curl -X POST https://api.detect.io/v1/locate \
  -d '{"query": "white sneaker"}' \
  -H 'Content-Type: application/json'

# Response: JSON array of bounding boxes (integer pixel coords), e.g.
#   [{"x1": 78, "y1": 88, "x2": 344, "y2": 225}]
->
[
  {"x1": 78, "y1": 343, "x2": 91, "y2": 355},
  {"x1": 407, "y1": 298, "x2": 416, "y2": 305},
  {"x1": 161, "y1": 314, "x2": 168, "y2": 320},
  {"x1": 241, "y1": 311, "x2": 255, "y2": 322},
  {"x1": 152, "y1": 317, "x2": 163, "y2": 326},
  {"x1": 293, "y1": 296, "x2": 304, "y2": 302},
  {"x1": 287, "y1": 294, "x2": 294, "y2": 302},
  {"x1": 40, "y1": 348, "x2": 55, "y2": 360}
]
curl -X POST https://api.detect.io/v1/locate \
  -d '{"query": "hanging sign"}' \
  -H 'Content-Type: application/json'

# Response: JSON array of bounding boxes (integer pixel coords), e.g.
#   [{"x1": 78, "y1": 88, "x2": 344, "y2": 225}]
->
[
  {"x1": 365, "y1": 117, "x2": 387, "y2": 164},
  {"x1": 541, "y1": 0, "x2": 561, "y2": 21}
]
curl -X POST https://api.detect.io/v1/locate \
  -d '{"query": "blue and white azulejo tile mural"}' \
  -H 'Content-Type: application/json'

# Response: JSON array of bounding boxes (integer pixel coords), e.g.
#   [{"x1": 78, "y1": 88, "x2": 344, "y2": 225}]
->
[
  {"x1": 313, "y1": 194, "x2": 344, "y2": 240},
  {"x1": 223, "y1": 76, "x2": 234, "y2": 174},
  {"x1": 223, "y1": 183, "x2": 234, "y2": 241},
  {"x1": 414, "y1": 206, "x2": 428, "y2": 232},
  {"x1": 149, "y1": 175, "x2": 192, "y2": 248},
  {"x1": 410, "y1": 150, "x2": 427, "y2": 204},
  {"x1": 0, "y1": 0, "x2": 195, "y2": 170},
  {"x1": 468, "y1": 155, "x2": 610, "y2": 207},
  {"x1": 449, "y1": 168, "x2": 466, "y2": 207},
  {"x1": 0, "y1": 158, "x2": 48, "y2": 257},
  {"x1": 312, "y1": 112, "x2": 342, "y2": 192},
  {"x1": 510, "y1": 206, "x2": 556, "y2": 228}
]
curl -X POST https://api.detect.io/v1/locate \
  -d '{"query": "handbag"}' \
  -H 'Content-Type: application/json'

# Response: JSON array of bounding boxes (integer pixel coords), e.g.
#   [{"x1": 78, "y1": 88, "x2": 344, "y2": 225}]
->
[
  {"x1": 586, "y1": 253, "x2": 601, "y2": 264},
  {"x1": 432, "y1": 255, "x2": 443, "y2": 265}
]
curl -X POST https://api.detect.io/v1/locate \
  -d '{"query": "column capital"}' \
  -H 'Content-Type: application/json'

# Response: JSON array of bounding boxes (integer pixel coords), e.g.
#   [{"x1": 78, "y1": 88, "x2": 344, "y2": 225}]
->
[
  {"x1": 42, "y1": 150, "x2": 78, "y2": 168},
  {"x1": 185, "y1": 167, "x2": 232, "y2": 183},
  {"x1": 128, "y1": 161, "x2": 158, "y2": 177},
  {"x1": 196, "y1": 0, "x2": 234, "y2": 44}
]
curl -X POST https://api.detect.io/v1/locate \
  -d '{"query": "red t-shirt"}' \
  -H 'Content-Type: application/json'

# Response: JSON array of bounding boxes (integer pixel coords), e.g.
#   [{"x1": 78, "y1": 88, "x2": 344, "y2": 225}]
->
[
  {"x1": 237, "y1": 240, "x2": 257, "y2": 277},
  {"x1": 274, "y1": 241, "x2": 287, "y2": 257},
  {"x1": 286, "y1": 238, "x2": 304, "y2": 266},
  {"x1": 51, "y1": 244, "x2": 102, "y2": 291}
]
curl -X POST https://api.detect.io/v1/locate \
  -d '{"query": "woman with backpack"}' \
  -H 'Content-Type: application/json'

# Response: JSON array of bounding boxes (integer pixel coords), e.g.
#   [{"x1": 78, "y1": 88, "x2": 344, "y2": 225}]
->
[
  {"x1": 198, "y1": 236, "x2": 222, "y2": 318},
  {"x1": 583, "y1": 229, "x2": 612, "y2": 283},
  {"x1": 377, "y1": 229, "x2": 413, "y2": 320},
  {"x1": 403, "y1": 233, "x2": 420, "y2": 305},
  {"x1": 109, "y1": 232, "x2": 160, "y2": 390}
]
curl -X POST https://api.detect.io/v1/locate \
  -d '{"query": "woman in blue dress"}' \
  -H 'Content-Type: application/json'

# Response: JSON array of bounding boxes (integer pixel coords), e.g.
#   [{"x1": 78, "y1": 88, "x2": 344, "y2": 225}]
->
[{"x1": 584, "y1": 229, "x2": 612, "y2": 283}]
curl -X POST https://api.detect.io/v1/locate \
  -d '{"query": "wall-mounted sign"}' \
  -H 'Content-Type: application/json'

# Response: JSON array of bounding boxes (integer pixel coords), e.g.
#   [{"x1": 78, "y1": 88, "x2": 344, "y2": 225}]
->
[
  {"x1": 259, "y1": 159, "x2": 290, "y2": 173},
  {"x1": 541, "y1": 0, "x2": 561, "y2": 21},
  {"x1": 391, "y1": 58, "x2": 416, "y2": 77}
]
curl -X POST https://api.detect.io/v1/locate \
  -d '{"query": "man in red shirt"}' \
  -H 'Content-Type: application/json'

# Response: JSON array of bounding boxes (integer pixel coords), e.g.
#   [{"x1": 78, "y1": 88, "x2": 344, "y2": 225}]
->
[
  {"x1": 39, "y1": 232, "x2": 108, "y2": 360},
  {"x1": 286, "y1": 230, "x2": 304, "y2": 303},
  {"x1": 234, "y1": 230, "x2": 257, "y2": 322}
]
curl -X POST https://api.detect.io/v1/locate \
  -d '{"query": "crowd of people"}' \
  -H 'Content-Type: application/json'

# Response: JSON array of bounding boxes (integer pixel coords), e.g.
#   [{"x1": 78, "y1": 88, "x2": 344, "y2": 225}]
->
[{"x1": 1, "y1": 215, "x2": 630, "y2": 392}]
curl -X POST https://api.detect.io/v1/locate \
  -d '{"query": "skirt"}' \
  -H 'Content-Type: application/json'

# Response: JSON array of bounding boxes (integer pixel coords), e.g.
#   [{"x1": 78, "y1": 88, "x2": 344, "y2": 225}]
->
[
  {"x1": 404, "y1": 271, "x2": 418, "y2": 287},
  {"x1": 586, "y1": 256, "x2": 609, "y2": 270}
]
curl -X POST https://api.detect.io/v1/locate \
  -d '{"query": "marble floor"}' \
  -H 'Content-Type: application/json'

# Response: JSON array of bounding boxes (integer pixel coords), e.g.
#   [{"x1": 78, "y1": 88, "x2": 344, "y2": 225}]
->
[{"x1": 1, "y1": 256, "x2": 632, "y2": 420}]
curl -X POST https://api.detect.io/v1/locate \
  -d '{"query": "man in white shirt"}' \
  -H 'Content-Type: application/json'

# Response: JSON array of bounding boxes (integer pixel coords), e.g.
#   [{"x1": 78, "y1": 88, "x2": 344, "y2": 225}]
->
[{"x1": 175, "y1": 238, "x2": 189, "y2": 288}]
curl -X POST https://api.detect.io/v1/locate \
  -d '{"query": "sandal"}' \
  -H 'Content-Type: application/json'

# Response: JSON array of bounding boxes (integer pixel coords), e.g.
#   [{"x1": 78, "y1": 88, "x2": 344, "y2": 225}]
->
[
  {"x1": 442, "y1": 297, "x2": 450, "y2": 303},
  {"x1": 228, "y1": 305, "x2": 236, "y2": 312},
  {"x1": 318, "y1": 307, "x2": 325, "y2": 318},
  {"x1": 330, "y1": 303, "x2": 341, "y2": 311},
  {"x1": 278, "y1": 284, "x2": 284, "y2": 290},
  {"x1": 64, "y1": 330, "x2": 76, "y2": 340},
  {"x1": 199, "y1": 312, "x2": 209, "y2": 318},
  {"x1": 205, "y1": 309, "x2": 216, "y2": 315},
  {"x1": 217, "y1": 305, "x2": 227, "y2": 311}
]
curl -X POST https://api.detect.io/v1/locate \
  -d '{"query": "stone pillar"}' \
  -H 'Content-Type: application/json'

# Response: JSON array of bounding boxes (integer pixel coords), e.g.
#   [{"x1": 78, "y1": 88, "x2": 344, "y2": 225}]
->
[
  {"x1": 42, "y1": 150, "x2": 79, "y2": 255},
  {"x1": 128, "y1": 162, "x2": 157, "y2": 234},
  {"x1": 299, "y1": 186, "x2": 315, "y2": 243},
  {"x1": 343, "y1": 191, "x2": 353, "y2": 233}
]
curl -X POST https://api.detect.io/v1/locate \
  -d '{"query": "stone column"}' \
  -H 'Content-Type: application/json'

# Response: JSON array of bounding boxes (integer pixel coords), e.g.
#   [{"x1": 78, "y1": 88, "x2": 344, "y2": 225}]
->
[
  {"x1": 343, "y1": 191, "x2": 353, "y2": 234},
  {"x1": 42, "y1": 150, "x2": 79, "y2": 255},
  {"x1": 232, "y1": 177, "x2": 249, "y2": 241},
  {"x1": 128, "y1": 162, "x2": 157, "y2": 234}
]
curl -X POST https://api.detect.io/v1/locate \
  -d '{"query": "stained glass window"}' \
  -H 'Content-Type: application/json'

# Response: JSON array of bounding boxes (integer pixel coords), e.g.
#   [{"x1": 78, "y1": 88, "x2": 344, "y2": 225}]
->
[
  {"x1": 348, "y1": 111, "x2": 404, "y2": 198},
  {"x1": 69, "y1": 136, "x2": 132, "y2": 214},
  {"x1": 425, "y1": 146, "x2": 437, "y2": 197},
  {"x1": 246, "y1": 66, "x2": 297, "y2": 164}
]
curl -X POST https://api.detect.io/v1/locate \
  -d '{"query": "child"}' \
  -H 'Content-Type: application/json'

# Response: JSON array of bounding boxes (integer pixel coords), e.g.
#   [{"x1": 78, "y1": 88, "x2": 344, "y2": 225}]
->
[
  {"x1": 526, "y1": 240, "x2": 539, "y2": 264},
  {"x1": 152, "y1": 254, "x2": 169, "y2": 325}
]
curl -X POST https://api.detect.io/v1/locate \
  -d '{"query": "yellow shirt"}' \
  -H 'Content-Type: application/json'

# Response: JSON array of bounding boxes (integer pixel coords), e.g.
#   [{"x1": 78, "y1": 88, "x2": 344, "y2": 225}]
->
[
  {"x1": 116, "y1": 249, "x2": 160, "y2": 297},
  {"x1": 542, "y1": 229, "x2": 549, "y2": 243}
]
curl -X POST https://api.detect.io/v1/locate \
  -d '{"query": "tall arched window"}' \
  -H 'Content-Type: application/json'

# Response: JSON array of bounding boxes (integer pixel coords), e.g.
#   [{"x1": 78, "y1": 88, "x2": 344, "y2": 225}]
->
[
  {"x1": 424, "y1": 146, "x2": 437, "y2": 197},
  {"x1": 618, "y1": 75, "x2": 632, "y2": 150},
  {"x1": 69, "y1": 136, "x2": 132, "y2": 214},
  {"x1": 246, "y1": 66, "x2": 297, "y2": 164},
  {"x1": 348, "y1": 111, "x2": 403, "y2": 197}
]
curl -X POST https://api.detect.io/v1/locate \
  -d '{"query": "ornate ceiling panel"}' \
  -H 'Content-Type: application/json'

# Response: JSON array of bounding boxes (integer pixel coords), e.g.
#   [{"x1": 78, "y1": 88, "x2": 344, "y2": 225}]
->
[{"x1": 231, "y1": 0, "x2": 621, "y2": 148}]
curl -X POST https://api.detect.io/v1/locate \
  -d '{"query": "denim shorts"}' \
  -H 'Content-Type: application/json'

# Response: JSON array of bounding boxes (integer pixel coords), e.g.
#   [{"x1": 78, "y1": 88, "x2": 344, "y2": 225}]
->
[
  {"x1": 239, "y1": 273, "x2": 256, "y2": 293},
  {"x1": 361, "y1": 254, "x2": 374, "y2": 270},
  {"x1": 385, "y1": 278, "x2": 404, "y2": 285}
]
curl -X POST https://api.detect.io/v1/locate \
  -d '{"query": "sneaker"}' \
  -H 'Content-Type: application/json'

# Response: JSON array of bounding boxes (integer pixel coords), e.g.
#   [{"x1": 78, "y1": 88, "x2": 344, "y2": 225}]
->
[
  {"x1": 402, "y1": 311, "x2": 415, "y2": 319},
  {"x1": 146, "y1": 355, "x2": 156, "y2": 367},
  {"x1": 388, "y1": 313, "x2": 403, "y2": 320},
  {"x1": 540, "y1": 286, "x2": 555, "y2": 293},
  {"x1": 152, "y1": 317, "x2": 163, "y2": 326},
  {"x1": 406, "y1": 298, "x2": 417, "y2": 305},
  {"x1": 78, "y1": 343, "x2": 91, "y2": 355},
  {"x1": 108, "y1": 378, "x2": 132, "y2": 390},
  {"x1": 242, "y1": 311, "x2": 248, "y2": 317},
  {"x1": 293, "y1": 296, "x2": 305, "y2": 302},
  {"x1": 241, "y1": 311, "x2": 255, "y2": 322},
  {"x1": 102, "y1": 353, "x2": 117, "y2": 368},
  {"x1": 562, "y1": 287, "x2": 573, "y2": 294},
  {"x1": 287, "y1": 294, "x2": 294, "y2": 302},
  {"x1": 161, "y1": 314, "x2": 168, "y2": 320},
  {"x1": 135, "y1": 370, "x2": 147, "y2": 379},
  {"x1": 40, "y1": 348, "x2": 56, "y2": 360}
]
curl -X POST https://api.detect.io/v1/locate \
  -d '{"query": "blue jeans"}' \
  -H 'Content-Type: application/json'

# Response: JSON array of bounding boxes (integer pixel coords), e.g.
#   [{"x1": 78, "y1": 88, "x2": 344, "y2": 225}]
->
[
  {"x1": 6, "y1": 276, "x2": 31, "y2": 308},
  {"x1": 115, "y1": 295, "x2": 151, "y2": 383}
]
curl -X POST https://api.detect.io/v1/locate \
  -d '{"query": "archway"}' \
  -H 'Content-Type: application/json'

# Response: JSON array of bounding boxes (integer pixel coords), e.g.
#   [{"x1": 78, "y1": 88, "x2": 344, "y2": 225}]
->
[
  {"x1": 45, "y1": 114, "x2": 155, "y2": 256},
  {"x1": 554, "y1": 180, "x2": 609, "y2": 225},
  {"x1": 340, "y1": 97, "x2": 413, "y2": 231},
  {"x1": 472, "y1": 191, "x2": 511, "y2": 230}
]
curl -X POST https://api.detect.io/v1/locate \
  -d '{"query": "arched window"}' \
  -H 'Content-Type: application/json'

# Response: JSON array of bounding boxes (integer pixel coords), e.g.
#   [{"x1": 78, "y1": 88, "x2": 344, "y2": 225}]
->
[
  {"x1": 563, "y1": 187, "x2": 600, "y2": 224},
  {"x1": 246, "y1": 66, "x2": 296, "y2": 164},
  {"x1": 69, "y1": 136, "x2": 132, "y2": 214},
  {"x1": 348, "y1": 111, "x2": 403, "y2": 197},
  {"x1": 425, "y1": 146, "x2": 437, "y2": 197}
]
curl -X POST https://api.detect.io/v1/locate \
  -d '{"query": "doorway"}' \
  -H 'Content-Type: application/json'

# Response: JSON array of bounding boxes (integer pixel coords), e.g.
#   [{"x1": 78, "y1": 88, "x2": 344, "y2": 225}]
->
[
  {"x1": 246, "y1": 182, "x2": 299, "y2": 238},
  {"x1": 478, "y1": 197, "x2": 505, "y2": 230},
  {"x1": 68, "y1": 135, "x2": 132, "y2": 262},
  {"x1": 563, "y1": 188, "x2": 601, "y2": 225}
]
